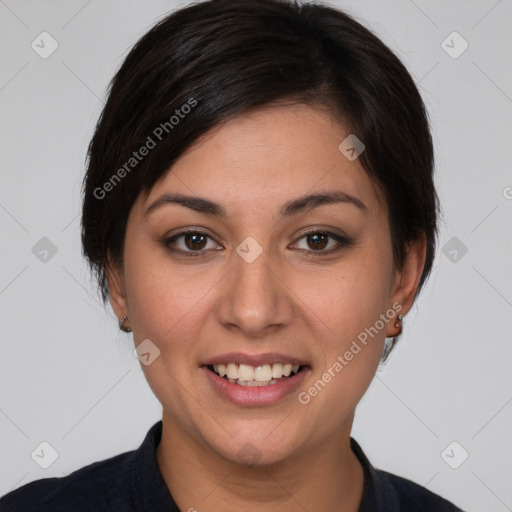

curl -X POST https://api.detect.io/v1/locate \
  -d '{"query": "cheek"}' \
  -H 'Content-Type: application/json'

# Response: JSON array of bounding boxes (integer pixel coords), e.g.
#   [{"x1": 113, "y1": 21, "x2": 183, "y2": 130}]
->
[
  {"x1": 297, "y1": 246, "x2": 393, "y2": 339},
  {"x1": 122, "y1": 241, "x2": 208, "y2": 348},
  {"x1": 292, "y1": 241, "x2": 393, "y2": 406},
  {"x1": 297, "y1": 267, "x2": 390, "y2": 421},
  {"x1": 124, "y1": 259, "x2": 208, "y2": 405}
]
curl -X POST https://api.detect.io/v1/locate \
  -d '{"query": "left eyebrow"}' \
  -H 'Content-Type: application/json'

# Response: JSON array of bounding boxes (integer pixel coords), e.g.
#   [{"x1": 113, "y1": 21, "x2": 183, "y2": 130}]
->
[
  {"x1": 143, "y1": 190, "x2": 368, "y2": 219},
  {"x1": 280, "y1": 191, "x2": 368, "y2": 217}
]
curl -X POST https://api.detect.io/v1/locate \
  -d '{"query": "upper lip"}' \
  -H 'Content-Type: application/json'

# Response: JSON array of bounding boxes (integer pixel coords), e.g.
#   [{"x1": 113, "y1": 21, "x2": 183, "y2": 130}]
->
[{"x1": 202, "y1": 352, "x2": 309, "y2": 367}]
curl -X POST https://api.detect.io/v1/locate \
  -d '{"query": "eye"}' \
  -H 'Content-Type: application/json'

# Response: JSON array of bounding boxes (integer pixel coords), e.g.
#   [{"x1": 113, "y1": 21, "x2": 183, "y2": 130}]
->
[
  {"x1": 163, "y1": 230, "x2": 221, "y2": 257},
  {"x1": 162, "y1": 229, "x2": 353, "y2": 257},
  {"x1": 291, "y1": 230, "x2": 353, "y2": 255}
]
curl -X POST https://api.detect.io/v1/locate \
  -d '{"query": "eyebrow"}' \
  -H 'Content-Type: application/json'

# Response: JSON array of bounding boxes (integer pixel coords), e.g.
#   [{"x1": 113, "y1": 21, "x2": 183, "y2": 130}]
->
[{"x1": 144, "y1": 190, "x2": 368, "y2": 219}]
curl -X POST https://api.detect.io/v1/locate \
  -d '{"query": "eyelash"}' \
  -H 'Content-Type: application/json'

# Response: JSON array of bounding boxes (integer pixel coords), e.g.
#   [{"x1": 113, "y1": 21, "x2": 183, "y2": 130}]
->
[{"x1": 161, "y1": 229, "x2": 353, "y2": 258}]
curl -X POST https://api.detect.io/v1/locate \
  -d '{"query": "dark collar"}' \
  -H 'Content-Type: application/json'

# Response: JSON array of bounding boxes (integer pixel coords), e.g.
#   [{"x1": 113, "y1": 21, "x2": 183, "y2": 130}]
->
[
  {"x1": 350, "y1": 437, "x2": 382, "y2": 511},
  {"x1": 129, "y1": 420, "x2": 178, "y2": 511}
]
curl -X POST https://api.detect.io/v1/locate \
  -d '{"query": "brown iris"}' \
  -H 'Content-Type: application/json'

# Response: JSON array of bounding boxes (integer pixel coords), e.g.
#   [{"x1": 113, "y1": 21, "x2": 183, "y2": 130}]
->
[
  {"x1": 184, "y1": 233, "x2": 208, "y2": 250},
  {"x1": 306, "y1": 233, "x2": 328, "y2": 251}
]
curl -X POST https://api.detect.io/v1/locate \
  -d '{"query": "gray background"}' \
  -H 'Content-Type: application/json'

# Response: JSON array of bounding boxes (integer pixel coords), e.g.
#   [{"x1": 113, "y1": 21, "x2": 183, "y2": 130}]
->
[{"x1": 1, "y1": 1, "x2": 511, "y2": 510}]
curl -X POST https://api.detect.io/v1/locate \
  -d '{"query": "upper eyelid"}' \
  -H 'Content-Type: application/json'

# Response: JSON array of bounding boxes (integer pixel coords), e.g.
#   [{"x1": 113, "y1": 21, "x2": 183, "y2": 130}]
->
[{"x1": 166, "y1": 229, "x2": 348, "y2": 251}]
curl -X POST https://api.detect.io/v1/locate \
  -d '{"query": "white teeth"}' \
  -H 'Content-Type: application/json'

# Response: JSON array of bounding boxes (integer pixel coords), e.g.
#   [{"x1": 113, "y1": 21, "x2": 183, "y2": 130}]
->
[
  {"x1": 272, "y1": 363, "x2": 283, "y2": 378},
  {"x1": 233, "y1": 378, "x2": 280, "y2": 386},
  {"x1": 254, "y1": 364, "x2": 272, "y2": 382},
  {"x1": 217, "y1": 363, "x2": 227, "y2": 377},
  {"x1": 226, "y1": 363, "x2": 238, "y2": 379},
  {"x1": 211, "y1": 362, "x2": 302, "y2": 384},
  {"x1": 245, "y1": 380, "x2": 262, "y2": 386},
  {"x1": 238, "y1": 364, "x2": 254, "y2": 381}
]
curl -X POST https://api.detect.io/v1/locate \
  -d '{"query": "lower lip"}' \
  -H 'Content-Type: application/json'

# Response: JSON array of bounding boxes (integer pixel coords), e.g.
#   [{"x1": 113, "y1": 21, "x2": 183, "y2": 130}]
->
[{"x1": 201, "y1": 366, "x2": 310, "y2": 406}]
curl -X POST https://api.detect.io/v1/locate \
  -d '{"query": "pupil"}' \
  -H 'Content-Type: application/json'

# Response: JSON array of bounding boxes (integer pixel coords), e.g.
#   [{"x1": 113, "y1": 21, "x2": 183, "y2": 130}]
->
[
  {"x1": 186, "y1": 233, "x2": 206, "y2": 250},
  {"x1": 309, "y1": 233, "x2": 327, "y2": 250}
]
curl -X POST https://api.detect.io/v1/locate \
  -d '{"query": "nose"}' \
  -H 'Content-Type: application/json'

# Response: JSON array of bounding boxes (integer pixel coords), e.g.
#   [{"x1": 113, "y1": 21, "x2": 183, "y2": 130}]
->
[{"x1": 216, "y1": 241, "x2": 295, "y2": 338}]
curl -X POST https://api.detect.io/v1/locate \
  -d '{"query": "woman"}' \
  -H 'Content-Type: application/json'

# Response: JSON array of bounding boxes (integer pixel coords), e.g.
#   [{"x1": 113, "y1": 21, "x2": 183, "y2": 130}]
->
[{"x1": 1, "y1": 0, "x2": 465, "y2": 510}]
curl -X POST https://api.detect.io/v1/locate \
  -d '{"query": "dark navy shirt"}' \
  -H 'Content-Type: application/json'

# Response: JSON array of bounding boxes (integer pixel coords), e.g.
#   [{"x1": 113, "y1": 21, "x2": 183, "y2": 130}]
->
[{"x1": 0, "y1": 420, "x2": 464, "y2": 511}]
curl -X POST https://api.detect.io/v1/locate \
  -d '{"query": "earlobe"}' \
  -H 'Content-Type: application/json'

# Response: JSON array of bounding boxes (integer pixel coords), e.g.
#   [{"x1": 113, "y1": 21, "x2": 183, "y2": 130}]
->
[
  {"x1": 386, "y1": 234, "x2": 427, "y2": 336},
  {"x1": 104, "y1": 255, "x2": 129, "y2": 322}
]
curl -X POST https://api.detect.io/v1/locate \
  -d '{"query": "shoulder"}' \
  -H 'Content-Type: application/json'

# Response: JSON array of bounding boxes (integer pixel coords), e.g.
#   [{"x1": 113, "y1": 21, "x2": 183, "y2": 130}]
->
[
  {"x1": 350, "y1": 437, "x2": 465, "y2": 512},
  {"x1": 0, "y1": 450, "x2": 135, "y2": 512},
  {"x1": 374, "y1": 469, "x2": 465, "y2": 511}
]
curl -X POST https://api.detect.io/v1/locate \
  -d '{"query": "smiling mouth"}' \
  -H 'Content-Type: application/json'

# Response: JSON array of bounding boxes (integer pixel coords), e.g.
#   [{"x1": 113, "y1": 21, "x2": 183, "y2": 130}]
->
[{"x1": 206, "y1": 363, "x2": 306, "y2": 386}]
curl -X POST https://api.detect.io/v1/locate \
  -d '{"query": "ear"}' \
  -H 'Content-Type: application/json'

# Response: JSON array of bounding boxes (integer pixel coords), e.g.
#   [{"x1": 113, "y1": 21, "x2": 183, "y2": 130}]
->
[
  {"x1": 104, "y1": 254, "x2": 130, "y2": 326},
  {"x1": 385, "y1": 233, "x2": 427, "y2": 337}
]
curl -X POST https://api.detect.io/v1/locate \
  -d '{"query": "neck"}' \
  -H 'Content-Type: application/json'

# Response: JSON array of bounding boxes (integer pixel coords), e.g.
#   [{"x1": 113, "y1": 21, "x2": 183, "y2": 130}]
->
[{"x1": 156, "y1": 413, "x2": 365, "y2": 512}]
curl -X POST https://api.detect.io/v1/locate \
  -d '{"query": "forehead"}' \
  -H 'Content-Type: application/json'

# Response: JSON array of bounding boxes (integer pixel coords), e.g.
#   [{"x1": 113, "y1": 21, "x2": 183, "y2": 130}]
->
[{"x1": 135, "y1": 104, "x2": 385, "y2": 219}]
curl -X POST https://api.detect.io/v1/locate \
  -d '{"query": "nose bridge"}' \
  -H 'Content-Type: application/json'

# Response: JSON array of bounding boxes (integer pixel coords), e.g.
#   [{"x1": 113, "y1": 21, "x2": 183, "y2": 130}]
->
[{"x1": 217, "y1": 237, "x2": 293, "y2": 335}]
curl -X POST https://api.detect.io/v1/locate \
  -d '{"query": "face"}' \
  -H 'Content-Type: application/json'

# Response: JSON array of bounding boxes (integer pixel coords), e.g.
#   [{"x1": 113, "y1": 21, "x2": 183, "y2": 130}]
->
[{"x1": 107, "y1": 103, "x2": 424, "y2": 465}]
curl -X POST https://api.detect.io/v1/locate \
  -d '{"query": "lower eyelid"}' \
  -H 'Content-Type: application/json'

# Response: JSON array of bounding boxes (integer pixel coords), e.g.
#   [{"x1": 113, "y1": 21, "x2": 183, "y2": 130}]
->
[
  {"x1": 166, "y1": 233, "x2": 220, "y2": 253},
  {"x1": 163, "y1": 231, "x2": 352, "y2": 255},
  {"x1": 293, "y1": 233, "x2": 350, "y2": 251}
]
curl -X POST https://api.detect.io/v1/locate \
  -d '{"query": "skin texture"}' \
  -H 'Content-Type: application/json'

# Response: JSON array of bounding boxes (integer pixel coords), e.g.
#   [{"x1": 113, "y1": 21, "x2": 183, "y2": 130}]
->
[{"x1": 106, "y1": 104, "x2": 426, "y2": 512}]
